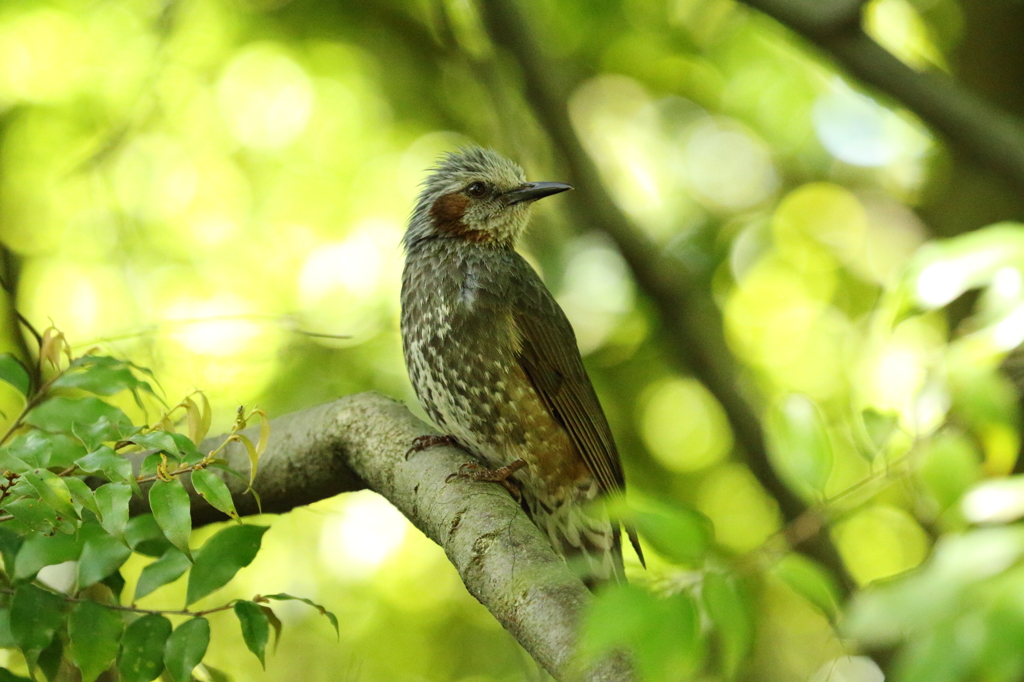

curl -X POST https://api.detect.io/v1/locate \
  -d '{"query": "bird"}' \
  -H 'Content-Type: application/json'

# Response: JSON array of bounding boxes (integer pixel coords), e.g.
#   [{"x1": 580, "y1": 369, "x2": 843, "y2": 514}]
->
[{"x1": 400, "y1": 146, "x2": 644, "y2": 587}]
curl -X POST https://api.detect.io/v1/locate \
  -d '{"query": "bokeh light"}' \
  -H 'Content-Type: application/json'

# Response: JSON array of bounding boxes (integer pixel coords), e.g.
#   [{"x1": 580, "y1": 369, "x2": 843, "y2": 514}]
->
[
  {"x1": 832, "y1": 504, "x2": 929, "y2": 585},
  {"x1": 217, "y1": 43, "x2": 315, "y2": 150},
  {"x1": 0, "y1": 0, "x2": 1016, "y2": 679},
  {"x1": 639, "y1": 377, "x2": 733, "y2": 473}
]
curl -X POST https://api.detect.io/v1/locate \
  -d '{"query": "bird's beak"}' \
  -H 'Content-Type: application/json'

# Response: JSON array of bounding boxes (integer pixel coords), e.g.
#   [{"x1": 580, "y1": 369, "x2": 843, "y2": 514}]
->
[{"x1": 505, "y1": 181, "x2": 573, "y2": 205}]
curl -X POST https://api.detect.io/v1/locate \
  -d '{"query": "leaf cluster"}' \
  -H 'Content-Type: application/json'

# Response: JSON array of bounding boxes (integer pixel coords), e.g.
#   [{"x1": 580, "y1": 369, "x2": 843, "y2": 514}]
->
[
  {"x1": 582, "y1": 223, "x2": 1024, "y2": 681},
  {"x1": 0, "y1": 331, "x2": 336, "y2": 681}
]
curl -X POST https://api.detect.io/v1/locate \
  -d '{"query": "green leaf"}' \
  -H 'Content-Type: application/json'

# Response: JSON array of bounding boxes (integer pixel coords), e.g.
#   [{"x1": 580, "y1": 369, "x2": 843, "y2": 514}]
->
[
  {"x1": 207, "y1": 461, "x2": 249, "y2": 484},
  {"x1": 74, "y1": 419, "x2": 137, "y2": 454},
  {"x1": 191, "y1": 469, "x2": 238, "y2": 519},
  {"x1": 4, "y1": 497, "x2": 60, "y2": 533},
  {"x1": 262, "y1": 593, "x2": 338, "y2": 637},
  {"x1": 102, "y1": 570, "x2": 126, "y2": 600},
  {"x1": 773, "y1": 554, "x2": 841, "y2": 620},
  {"x1": 0, "y1": 450, "x2": 30, "y2": 474},
  {"x1": 129, "y1": 431, "x2": 181, "y2": 456},
  {"x1": 171, "y1": 434, "x2": 202, "y2": 465},
  {"x1": 164, "y1": 617, "x2": 210, "y2": 682},
  {"x1": 766, "y1": 394, "x2": 834, "y2": 497},
  {"x1": 917, "y1": 431, "x2": 982, "y2": 513},
  {"x1": 0, "y1": 527, "x2": 23, "y2": 574},
  {"x1": 77, "y1": 533, "x2": 132, "y2": 589},
  {"x1": 234, "y1": 600, "x2": 269, "y2": 668},
  {"x1": 23, "y1": 471, "x2": 78, "y2": 521},
  {"x1": 124, "y1": 514, "x2": 172, "y2": 557},
  {"x1": 703, "y1": 572, "x2": 752, "y2": 679},
  {"x1": 14, "y1": 529, "x2": 86, "y2": 580},
  {"x1": 68, "y1": 600, "x2": 124, "y2": 682},
  {"x1": 37, "y1": 629, "x2": 62, "y2": 682},
  {"x1": 977, "y1": 599, "x2": 1024, "y2": 682},
  {"x1": 94, "y1": 482, "x2": 132, "y2": 538},
  {"x1": 186, "y1": 524, "x2": 268, "y2": 605},
  {"x1": 26, "y1": 397, "x2": 134, "y2": 450},
  {"x1": 148, "y1": 480, "x2": 192, "y2": 559},
  {"x1": 7, "y1": 431, "x2": 87, "y2": 470},
  {"x1": 858, "y1": 408, "x2": 900, "y2": 456},
  {"x1": 640, "y1": 591, "x2": 702, "y2": 680},
  {"x1": 581, "y1": 583, "x2": 659, "y2": 658},
  {"x1": 628, "y1": 503, "x2": 714, "y2": 566},
  {"x1": 53, "y1": 356, "x2": 153, "y2": 398},
  {"x1": 202, "y1": 665, "x2": 231, "y2": 682},
  {"x1": 10, "y1": 583, "x2": 65, "y2": 670},
  {"x1": 0, "y1": 607, "x2": 13, "y2": 648},
  {"x1": 134, "y1": 548, "x2": 191, "y2": 600},
  {"x1": 138, "y1": 453, "x2": 166, "y2": 479},
  {"x1": 0, "y1": 354, "x2": 30, "y2": 397},
  {"x1": 64, "y1": 477, "x2": 99, "y2": 517},
  {"x1": 845, "y1": 527, "x2": 1024, "y2": 647},
  {"x1": 76, "y1": 446, "x2": 132, "y2": 483},
  {"x1": 582, "y1": 584, "x2": 702, "y2": 679},
  {"x1": 262, "y1": 606, "x2": 282, "y2": 653},
  {"x1": 907, "y1": 223, "x2": 1024, "y2": 309},
  {"x1": 0, "y1": 667, "x2": 34, "y2": 682},
  {"x1": 117, "y1": 614, "x2": 171, "y2": 682}
]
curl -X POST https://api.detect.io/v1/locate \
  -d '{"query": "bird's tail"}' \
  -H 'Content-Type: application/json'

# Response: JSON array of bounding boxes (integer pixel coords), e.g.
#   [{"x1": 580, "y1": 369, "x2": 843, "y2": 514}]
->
[{"x1": 532, "y1": 497, "x2": 629, "y2": 590}]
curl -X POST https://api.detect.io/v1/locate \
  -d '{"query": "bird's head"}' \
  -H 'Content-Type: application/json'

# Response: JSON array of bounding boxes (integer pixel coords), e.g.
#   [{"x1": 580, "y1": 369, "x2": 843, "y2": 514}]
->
[{"x1": 404, "y1": 147, "x2": 572, "y2": 249}]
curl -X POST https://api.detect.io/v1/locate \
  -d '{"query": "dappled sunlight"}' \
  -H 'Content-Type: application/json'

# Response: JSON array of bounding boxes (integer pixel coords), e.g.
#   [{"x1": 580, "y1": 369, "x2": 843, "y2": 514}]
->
[
  {"x1": 639, "y1": 377, "x2": 732, "y2": 473},
  {"x1": 318, "y1": 492, "x2": 408, "y2": 578},
  {"x1": 684, "y1": 117, "x2": 778, "y2": 210},
  {"x1": 772, "y1": 182, "x2": 868, "y2": 270},
  {"x1": 217, "y1": 43, "x2": 315, "y2": 151},
  {"x1": 962, "y1": 476, "x2": 1024, "y2": 524},
  {"x1": 113, "y1": 135, "x2": 199, "y2": 223},
  {"x1": 297, "y1": 219, "x2": 404, "y2": 344},
  {"x1": 832, "y1": 505, "x2": 930, "y2": 585},
  {"x1": 19, "y1": 260, "x2": 135, "y2": 342},
  {"x1": 570, "y1": 76, "x2": 703, "y2": 238},
  {"x1": 857, "y1": 317, "x2": 948, "y2": 434},
  {"x1": 556, "y1": 235, "x2": 635, "y2": 354},
  {"x1": 0, "y1": 0, "x2": 1017, "y2": 679},
  {"x1": 725, "y1": 254, "x2": 850, "y2": 399},
  {"x1": 165, "y1": 300, "x2": 264, "y2": 358},
  {"x1": 695, "y1": 463, "x2": 780, "y2": 553},
  {"x1": 812, "y1": 79, "x2": 931, "y2": 175},
  {"x1": 0, "y1": 8, "x2": 87, "y2": 105},
  {"x1": 865, "y1": 0, "x2": 948, "y2": 71}
]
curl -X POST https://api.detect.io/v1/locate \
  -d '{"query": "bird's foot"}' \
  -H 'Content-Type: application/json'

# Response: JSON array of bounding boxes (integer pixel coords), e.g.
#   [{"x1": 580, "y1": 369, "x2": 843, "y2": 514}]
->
[
  {"x1": 406, "y1": 434, "x2": 459, "y2": 460},
  {"x1": 445, "y1": 459, "x2": 528, "y2": 501}
]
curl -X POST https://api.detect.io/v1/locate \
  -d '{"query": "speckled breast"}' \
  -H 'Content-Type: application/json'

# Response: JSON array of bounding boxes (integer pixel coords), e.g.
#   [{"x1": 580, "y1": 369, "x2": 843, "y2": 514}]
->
[{"x1": 400, "y1": 242, "x2": 534, "y2": 470}]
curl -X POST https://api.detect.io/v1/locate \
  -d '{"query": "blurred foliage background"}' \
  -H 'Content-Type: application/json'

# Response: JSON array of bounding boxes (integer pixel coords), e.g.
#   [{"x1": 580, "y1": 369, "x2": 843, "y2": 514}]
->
[{"x1": 2, "y1": 0, "x2": 1024, "y2": 680}]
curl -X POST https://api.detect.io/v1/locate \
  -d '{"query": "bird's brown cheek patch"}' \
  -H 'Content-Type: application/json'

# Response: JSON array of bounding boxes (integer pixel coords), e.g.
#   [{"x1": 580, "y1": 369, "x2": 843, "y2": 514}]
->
[{"x1": 430, "y1": 192, "x2": 491, "y2": 243}]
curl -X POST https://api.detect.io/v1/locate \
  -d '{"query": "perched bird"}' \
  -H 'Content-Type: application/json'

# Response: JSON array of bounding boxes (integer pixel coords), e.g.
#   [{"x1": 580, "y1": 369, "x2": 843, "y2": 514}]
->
[{"x1": 401, "y1": 146, "x2": 643, "y2": 586}]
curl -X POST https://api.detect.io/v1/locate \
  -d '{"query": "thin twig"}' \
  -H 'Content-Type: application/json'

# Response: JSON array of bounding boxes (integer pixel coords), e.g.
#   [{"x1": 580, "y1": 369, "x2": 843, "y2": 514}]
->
[
  {"x1": 0, "y1": 586, "x2": 238, "y2": 618},
  {"x1": 737, "y1": 447, "x2": 919, "y2": 573}
]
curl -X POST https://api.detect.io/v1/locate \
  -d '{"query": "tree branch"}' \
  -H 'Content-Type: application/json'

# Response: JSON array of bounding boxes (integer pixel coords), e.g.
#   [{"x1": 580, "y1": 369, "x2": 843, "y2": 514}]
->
[
  {"x1": 476, "y1": 0, "x2": 854, "y2": 592},
  {"x1": 739, "y1": 0, "x2": 1024, "y2": 194},
  {"x1": 132, "y1": 392, "x2": 631, "y2": 682}
]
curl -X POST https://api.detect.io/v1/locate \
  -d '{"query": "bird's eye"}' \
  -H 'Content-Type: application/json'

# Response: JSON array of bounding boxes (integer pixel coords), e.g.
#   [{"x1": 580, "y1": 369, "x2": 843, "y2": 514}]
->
[{"x1": 466, "y1": 181, "x2": 487, "y2": 197}]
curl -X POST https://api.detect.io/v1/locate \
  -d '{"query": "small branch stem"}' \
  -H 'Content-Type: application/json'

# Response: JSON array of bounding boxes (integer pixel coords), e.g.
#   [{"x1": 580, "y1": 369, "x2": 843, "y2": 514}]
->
[{"x1": 0, "y1": 586, "x2": 237, "y2": 618}]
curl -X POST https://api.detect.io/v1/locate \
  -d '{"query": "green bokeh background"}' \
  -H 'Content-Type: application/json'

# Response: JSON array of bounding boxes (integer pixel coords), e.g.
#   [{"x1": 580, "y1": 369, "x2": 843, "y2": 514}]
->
[{"x1": 1, "y1": 0, "x2": 1023, "y2": 680}]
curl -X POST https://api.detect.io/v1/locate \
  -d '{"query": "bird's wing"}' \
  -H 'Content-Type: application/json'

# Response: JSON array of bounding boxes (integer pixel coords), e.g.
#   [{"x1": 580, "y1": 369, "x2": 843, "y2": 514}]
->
[
  {"x1": 511, "y1": 267, "x2": 644, "y2": 565},
  {"x1": 511, "y1": 275, "x2": 624, "y2": 495}
]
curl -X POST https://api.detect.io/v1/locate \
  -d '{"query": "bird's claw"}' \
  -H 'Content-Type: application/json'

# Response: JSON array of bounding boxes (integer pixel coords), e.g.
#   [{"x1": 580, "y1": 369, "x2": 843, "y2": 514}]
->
[
  {"x1": 406, "y1": 434, "x2": 458, "y2": 460},
  {"x1": 444, "y1": 459, "x2": 528, "y2": 501}
]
